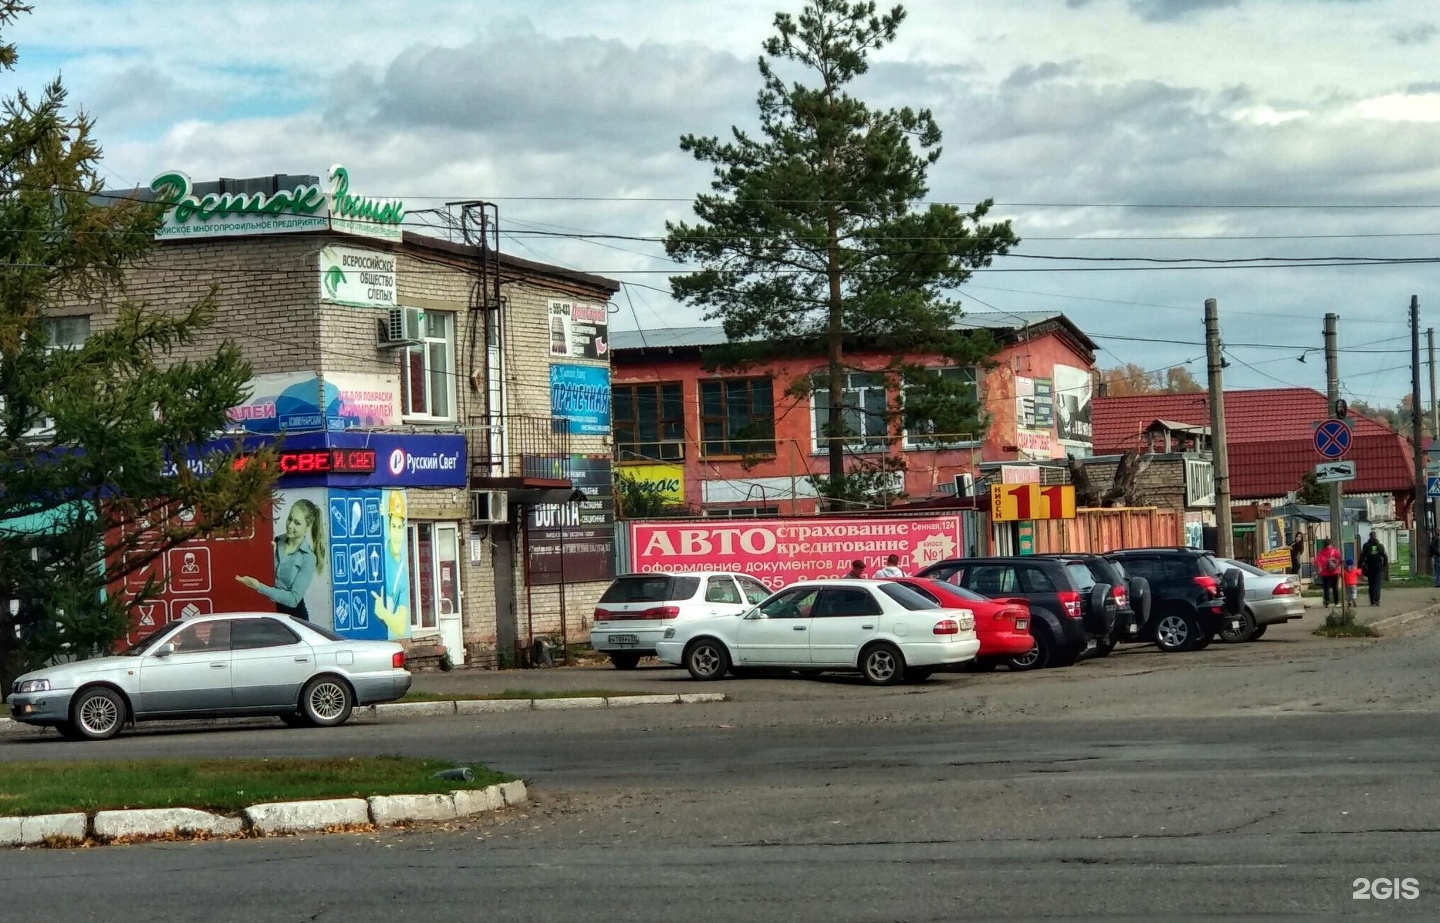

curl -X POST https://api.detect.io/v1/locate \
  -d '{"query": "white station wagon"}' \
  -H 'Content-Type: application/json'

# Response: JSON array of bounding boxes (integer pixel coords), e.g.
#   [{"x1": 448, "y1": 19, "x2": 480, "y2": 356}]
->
[
  {"x1": 590, "y1": 571, "x2": 772, "y2": 669},
  {"x1": 654, "y1": 579, "x2": 980, "y2": 685}
]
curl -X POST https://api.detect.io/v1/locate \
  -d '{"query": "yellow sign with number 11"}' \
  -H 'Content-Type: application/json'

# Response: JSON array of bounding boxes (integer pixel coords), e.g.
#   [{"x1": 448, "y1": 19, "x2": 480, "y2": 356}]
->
[{"x1": 989, "y1": 483, "x2": 1078, "y2": 522}]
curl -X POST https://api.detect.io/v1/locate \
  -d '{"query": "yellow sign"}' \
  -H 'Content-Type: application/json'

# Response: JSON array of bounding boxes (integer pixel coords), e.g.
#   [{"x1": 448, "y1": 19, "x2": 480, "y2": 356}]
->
[
  {"x1": 621, "y1": 464, "x2": 684, "y2": 503},
  {"x1": 989, "y1": 483, "x2": 1077, "y2": 522}
]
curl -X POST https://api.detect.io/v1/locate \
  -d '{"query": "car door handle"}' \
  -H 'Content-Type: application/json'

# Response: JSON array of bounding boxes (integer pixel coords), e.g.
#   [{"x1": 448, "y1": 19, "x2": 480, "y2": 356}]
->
[
  {"x1": 210, "y1": 663, "x2": 227, "y2": 669},
  {"x1": 793, "y1": 625, "x2": 807, "y2": 631},
  {"x1": 294, "y1": 657, "x2": 310, "y2": 663},
  {"x1": 861, "y1": 624, "x2": 875, "y2": 630}
]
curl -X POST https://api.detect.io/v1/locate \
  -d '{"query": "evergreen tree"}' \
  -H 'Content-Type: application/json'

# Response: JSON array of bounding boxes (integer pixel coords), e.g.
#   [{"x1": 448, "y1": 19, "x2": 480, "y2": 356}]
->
[
  {"x1": 0, "y1": 2, "x2": 276, "y2": 681},
  {"x1": 665, "y1": 0, "x2": 1017, "y2": 507}
]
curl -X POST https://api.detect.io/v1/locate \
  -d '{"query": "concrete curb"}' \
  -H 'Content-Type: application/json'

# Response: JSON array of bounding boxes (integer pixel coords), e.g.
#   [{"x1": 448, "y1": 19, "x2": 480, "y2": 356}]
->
[
  {"x1": 1370, "y1": 603, "x2": 1440, "y2": 633},
  {"x1": 2, "y1": 781, "x2": 528, "y2": 847}
]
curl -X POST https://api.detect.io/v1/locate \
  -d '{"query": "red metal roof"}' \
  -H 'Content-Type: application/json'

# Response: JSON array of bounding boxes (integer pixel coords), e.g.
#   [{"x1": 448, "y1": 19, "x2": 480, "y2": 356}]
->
[{"x1": 1092, "y1": 388, "x2": 1416, "y2": 498}]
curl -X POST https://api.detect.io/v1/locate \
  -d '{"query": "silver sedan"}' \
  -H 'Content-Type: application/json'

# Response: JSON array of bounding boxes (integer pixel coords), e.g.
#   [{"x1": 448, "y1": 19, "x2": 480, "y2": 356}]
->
[
  {"x1": 6, "y1": 613, "x2": 412, "y2": 740},
  {"x1": 1215, "y1": 559, "x2": 1306, "y2": 642}
]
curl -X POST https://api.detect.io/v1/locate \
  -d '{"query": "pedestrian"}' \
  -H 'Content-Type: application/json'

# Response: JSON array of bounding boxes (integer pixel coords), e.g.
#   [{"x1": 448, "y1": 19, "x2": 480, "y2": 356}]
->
[
  {"x1": 1429, "y1": 533, "x2": 1440, "y2": 588},
  {"x1": 1342, "y1": 558, "x2": 1359, "y2": 608},
  {"x1": 873, "y1": 554, "x2": 905, "y2": 578},
  {"x1": 844, "y1": 560, "x2": 866, "y2": 579},
  {"x1": 1358, "y1": 531, "x2": 1388, "y2": 606},
  {"x1": 1314, "y1": 538, "x2": 1342, "y2": 608},
  {"x1": 1289, "y1": 532, "x2": 1305, "y2": 574}
]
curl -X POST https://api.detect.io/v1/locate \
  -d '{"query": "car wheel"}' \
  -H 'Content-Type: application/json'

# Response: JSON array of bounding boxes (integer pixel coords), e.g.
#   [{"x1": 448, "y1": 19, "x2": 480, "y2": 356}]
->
[
  {"x1": 1249, "y1": 624, "x2": 1268, "y2": 641},
  {"x1": 609, "y1": 652, "x2": 642, "y2": 670},
  {"x1": 684, "y1": 638, "x2": 729, "y2": 681},
  {"x1": 1219, "y1": 609, "x2": 1257, "y2": 643},
  {"x1": 70, "y1": 686, "x2": 125, "y2": 741},
  {"x1": 279, "y1": 713, "x2": 311, "y2": 728},
  {"x1": 300, "y1": 676, "x2": 354, "y2": 727},
  {"x1": 1007, "y1": 630, "x2": 1051, "y2": 671},
  {"x1": 1153, "y1": 610, "x2": 1200, "y2": 653},
  {"x1": 903, "y1": 667, "x2": 936, "y2": 683},
  {"x1": 860, "y1": 642, "x2": 906, "y2": 685},
  {"x1": 1191, "y1": 633, "x2": 1214, "y2": 651}
]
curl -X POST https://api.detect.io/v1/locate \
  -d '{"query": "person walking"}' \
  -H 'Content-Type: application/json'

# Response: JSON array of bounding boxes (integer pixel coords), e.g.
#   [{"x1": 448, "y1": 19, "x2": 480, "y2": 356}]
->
[
  {"x1": 1429, "y1": 533, "x2": 1440, "y2": 588},
  {"x1": 844, "y1": 560, "x2": 867, "y2": 579},
  {"x1": 1342, "y1": 558, "x2": 1360, "y2": 608},
  {"x1": 1358, "y1": 531, "x2": 1389, "y2": 607},
  {"x1": 1314, "y1": 539, "x2": 1342, "y2": 608},
  {"x1": 873, "y1": 554, "x2": 906, "y2": 578}
]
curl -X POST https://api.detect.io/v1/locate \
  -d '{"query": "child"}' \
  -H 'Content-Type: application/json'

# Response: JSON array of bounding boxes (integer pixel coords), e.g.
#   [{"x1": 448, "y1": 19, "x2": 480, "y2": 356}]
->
[{"x1": 1343, "y1": 558, "x2": 1360, "y2": 607}]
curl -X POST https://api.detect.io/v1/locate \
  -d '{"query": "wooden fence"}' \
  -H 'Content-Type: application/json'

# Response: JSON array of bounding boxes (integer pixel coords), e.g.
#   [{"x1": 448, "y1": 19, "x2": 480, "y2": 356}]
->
[{"x1": 1029, "y1": 507, "x2": 1184, "y2": 554}]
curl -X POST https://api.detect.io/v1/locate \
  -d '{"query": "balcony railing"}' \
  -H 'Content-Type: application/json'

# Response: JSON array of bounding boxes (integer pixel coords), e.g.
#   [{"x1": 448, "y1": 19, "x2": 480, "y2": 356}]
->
[{"x1": 470, "y1": 413, "x2": 572, "y2": 481}]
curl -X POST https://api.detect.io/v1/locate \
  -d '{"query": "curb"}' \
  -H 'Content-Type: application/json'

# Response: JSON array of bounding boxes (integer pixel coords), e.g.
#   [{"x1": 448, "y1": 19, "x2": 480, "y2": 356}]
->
[
  {"x1": 2, "y1": 781, "x2": 527, "y2": 848},
  {"x1": 1370, "y1": 603, "x2": 1440, "y2": 633},
  {"x1": 0, "y1": 692, "x2": 727, "y2": 737}
]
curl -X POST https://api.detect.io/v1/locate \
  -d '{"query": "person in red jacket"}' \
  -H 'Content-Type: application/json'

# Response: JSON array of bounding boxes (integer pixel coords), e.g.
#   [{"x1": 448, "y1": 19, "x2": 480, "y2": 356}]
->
[{"x1": 1315, "y1": 538, "x2": 1343, "y2": 607}]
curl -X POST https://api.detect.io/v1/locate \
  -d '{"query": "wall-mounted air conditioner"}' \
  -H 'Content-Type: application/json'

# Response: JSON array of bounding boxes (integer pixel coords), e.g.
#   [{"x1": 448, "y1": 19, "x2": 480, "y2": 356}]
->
[
  {"x1": 378, "y1": 306, "x2": 420, "y2": 349},
  {"x1": 470, "y1": 489, "x2": 509, "y2": 524}
]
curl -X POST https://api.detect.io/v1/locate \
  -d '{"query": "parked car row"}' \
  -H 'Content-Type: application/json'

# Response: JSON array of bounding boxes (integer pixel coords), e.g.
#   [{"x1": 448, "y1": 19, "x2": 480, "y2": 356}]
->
[{"x1": 592, "y1": 547, "x2": 1276, "y2": 684}]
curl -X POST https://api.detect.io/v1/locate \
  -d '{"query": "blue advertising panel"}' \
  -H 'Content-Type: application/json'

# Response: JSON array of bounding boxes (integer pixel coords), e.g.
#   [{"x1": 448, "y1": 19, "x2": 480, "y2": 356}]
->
[
  {"x1": 328, "y1": 487, "x2": 411, "y2": 641},
  {"x1": 550, "y1": 364, "x2": 611, "y2": 435},
  {"x1": 190, "y1": 432, "x2": 467, "y2": 489}
]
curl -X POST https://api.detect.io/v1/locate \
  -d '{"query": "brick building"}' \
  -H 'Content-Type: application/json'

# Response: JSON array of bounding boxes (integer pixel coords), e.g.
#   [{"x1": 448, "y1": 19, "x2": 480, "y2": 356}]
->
[
  {"x1": 57, "y1": 168, "x2": 619, "y2": 668},
  {"x1": 609, "y1": 311, "x2": 1097, "y2": 514}
]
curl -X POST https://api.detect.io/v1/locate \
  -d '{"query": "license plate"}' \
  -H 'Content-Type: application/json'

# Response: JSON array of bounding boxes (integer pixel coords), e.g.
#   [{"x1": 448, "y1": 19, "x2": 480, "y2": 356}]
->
[
  {"x1": 1015, "y1": 619, "x2": 1027, "y2": 630},
  {"x1": 608, "y1": 634, "x2": 639, "y2": 645},
  {"x1": 1228, "y1": 619, "x2": 1242, "y2": 631}
]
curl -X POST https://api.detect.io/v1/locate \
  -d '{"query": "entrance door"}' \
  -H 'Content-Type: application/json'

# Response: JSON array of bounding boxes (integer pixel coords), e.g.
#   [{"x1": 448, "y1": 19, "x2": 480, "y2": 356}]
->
[
  {"x1": 434, "y1": 523, "x2": 466, "y2": 665},
  {"x1": 492, "y1": 525, "x2": 517, "y2": 665}
]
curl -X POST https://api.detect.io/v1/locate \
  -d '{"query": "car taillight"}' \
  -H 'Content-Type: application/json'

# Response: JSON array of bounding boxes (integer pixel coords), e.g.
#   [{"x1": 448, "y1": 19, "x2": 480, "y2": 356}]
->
[
  {"x1": 392, "y1": 651, "x2": 406, "y2": 669},
  {"x1": 1111, "y1": 585, "x2": 1128, "y2": 608},
  {"x1": 1057, "y1": 590, "x2": 1081, "y2": 618},
  {"x1": 593, "y1": 608, "x2": 613, "y2": 621},
  {"x1": 1193, "y1": 575, "x2": 1220, "y2": 597},
  {"x1": 933, "y1": 619, "x2": 960, "y2": 635},
  {"x1": 638, "y1": 606, "x2": 681, "y2": 620},
  {"x1": 1272, "y1": 582, "x2": 1296, "y2": 596}
]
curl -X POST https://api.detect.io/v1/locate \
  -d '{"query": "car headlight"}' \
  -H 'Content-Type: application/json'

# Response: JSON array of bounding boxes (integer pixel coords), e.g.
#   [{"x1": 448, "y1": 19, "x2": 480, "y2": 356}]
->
[
  {"x1": 663, "y1": 628, "x2": 676, "y2": 640},
  {"x1": 18, "y1": 679, "x2": 50, "y2": 694}
]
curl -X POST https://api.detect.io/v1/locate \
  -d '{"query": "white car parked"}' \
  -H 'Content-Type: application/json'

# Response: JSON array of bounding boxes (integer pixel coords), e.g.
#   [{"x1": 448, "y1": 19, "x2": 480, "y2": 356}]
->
[
  {"x1": 654, "y1": 579, "x2": 981, "y2": 685},
  {"x1": 590, "y1": 571, "x2": 772, "y2": 669},
  {"x1": 1214, "y1": 558, "x2": 1306, "y2": 642}
]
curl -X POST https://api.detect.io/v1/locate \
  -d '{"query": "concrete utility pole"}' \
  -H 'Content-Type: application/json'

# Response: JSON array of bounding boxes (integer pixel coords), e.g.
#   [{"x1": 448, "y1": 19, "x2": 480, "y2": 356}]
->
[
  {"x1": 1324, "y1": 313, "x2": 1345, "y2": 565},
  {"x1": 1205, "y1": 299, "x2": 1233, "y2": 558},
  {"x1": 1429, "y1": 327, "x2": 1437, "y2": 555},
  {"x1": 1412, "y1": 296, "x2": 1430, "y2": 577}
]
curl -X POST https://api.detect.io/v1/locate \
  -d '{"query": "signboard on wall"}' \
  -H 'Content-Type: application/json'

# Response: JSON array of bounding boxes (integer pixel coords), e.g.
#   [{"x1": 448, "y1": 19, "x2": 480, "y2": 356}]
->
[
  {"x1": 618, "y1": 464, "x2": 684, "y2": 503},
  {"x1": 989, "y1": 483, "x2": 1077, "y2": 522},
  {"x1": 230, "y1": 372, "x2": 400, "y2": 433},
  {"x1": 1054, "y1": 365, "x2": 1094, "y2": 448},
  {"x1": 327, "y1": 487, "x2": 411, "y2": 641},
  {"x1": 627, "y1": 516, "x2": 964, "y2": 590},
  {"x1": 550, "y1": 364, "x2": 612, "y2": 435},
  {"x1": 548, "y1": 299, "x2": 610, "y2": 359},
  {"x1": 320, "y1": 245, "x2": 396, "y2": 308},
  {"x1": 526, "y1": 455, "x2": 616, "y2": 585}
]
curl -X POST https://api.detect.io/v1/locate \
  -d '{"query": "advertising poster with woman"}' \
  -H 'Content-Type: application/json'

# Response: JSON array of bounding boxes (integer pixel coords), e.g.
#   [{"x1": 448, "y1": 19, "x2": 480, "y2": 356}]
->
[{"x1": 234, "y1": 487, "x2": 334, "y2": 630}]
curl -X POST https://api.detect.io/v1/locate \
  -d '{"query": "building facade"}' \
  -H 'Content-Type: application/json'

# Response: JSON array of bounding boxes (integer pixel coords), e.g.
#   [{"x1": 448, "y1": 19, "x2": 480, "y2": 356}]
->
[{"x1": 609, "y1": 312, "x2": 1097, "y2": 515}]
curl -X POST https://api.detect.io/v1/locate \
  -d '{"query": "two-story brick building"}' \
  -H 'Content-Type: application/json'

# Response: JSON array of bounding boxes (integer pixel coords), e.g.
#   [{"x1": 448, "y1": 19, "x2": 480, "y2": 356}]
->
[
  {"x1": 609, "y1": 311, "x2": 1097, "y2": 515},
  {"x1": 63, "y1": 167, "x2": 618, "y2": 668}
]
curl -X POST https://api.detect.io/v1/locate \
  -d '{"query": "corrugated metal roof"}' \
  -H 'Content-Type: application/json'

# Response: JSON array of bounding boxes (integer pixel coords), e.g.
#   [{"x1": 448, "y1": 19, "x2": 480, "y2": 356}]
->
[{"x1": 1092, "y1": 388, "x2": 1417, "y2": 498}]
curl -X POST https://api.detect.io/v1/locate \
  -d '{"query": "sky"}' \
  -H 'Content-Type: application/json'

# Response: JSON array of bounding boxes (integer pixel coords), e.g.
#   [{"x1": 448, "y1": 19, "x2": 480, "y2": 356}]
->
[{"x1": 5, "y1": 0, "x2": 1440, "y2": 410}]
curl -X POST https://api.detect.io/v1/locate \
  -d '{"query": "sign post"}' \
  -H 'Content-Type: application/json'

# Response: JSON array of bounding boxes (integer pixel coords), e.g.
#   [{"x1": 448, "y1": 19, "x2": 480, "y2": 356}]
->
[{"x1": 1314, "y1": 415, "x2": 1351, "y2": 615}]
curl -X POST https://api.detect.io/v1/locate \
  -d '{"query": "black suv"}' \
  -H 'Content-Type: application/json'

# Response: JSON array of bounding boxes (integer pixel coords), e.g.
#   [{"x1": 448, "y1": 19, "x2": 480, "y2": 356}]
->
[
  {"x1": 1035, "y1": 554, "x2": 1141, "y2": 657},
  {"x1": 1105, "y1": 548, "x2": 1245, "y2": 652},
  {"x1": 916, "y1": 556, "x2": 1116, "y2": 670}
]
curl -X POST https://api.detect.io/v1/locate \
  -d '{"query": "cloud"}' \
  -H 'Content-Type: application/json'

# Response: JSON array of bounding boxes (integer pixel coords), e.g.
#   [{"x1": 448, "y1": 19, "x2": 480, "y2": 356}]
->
[
  {"x1": 1066, "y1": 0, "x2": 1240, "y2": 20},
  {"x1": 1391, "y1": 23, "x2": 1438, "y2": 46}
]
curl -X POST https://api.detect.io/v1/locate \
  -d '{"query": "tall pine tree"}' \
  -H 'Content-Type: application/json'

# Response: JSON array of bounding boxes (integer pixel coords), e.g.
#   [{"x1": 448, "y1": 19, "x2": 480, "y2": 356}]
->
[
  {"x1": 0, "y1": 1, "x2": 276, "y2": 682},
  {"x1": 665, "y1": 0, "x2": 1018, "y2": 507}
]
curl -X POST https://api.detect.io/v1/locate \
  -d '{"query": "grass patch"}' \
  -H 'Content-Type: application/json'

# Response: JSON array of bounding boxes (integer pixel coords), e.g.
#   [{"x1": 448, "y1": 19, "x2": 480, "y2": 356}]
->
[
  {"x1": 0, "y1": 757, "x2": 510, "y2": 817},
  {"x1": 1313, "y1": 610, "x2": 1381, "y2": 639},
  {"x1": 401, "y1": 689, "x2": 634, "y2": 702}
]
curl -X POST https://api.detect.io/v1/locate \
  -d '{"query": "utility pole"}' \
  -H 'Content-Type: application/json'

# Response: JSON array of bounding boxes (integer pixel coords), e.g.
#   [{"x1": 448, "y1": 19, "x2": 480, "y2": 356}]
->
[
  {"x1": 1324, "y1": 313, "x2": 1345, "y2": 573},
  {"x1": 1205, "y1": 299, "x2": 1233, "y2": 558},
  {"x1": 1429, "y1": 327, "x2": 1437, "y2": 561},
  {"x1": 1412, "y1": 296, "x2": 1430, "y2": 577}
]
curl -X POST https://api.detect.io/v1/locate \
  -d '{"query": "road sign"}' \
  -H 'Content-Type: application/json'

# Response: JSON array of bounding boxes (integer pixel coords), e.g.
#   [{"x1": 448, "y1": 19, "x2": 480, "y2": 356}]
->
[
  {"x1": 1313, "y1": 419, "x2": 1352, "y2": 460},
  {"x1": 989, "y1": 483, "x2": 1077, "y2": 523},
  {"x1": 1429, "y1": 476, "x2": 1440, "y2": 499},
  {"x1": 1314, "y1": 460, "x2": 1356, "y2": 484}
]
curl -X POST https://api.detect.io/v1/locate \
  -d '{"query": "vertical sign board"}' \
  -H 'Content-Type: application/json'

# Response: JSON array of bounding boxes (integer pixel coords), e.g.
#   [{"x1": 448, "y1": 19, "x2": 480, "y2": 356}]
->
[
  {"x1": 526, "y1": 455, "x2": 616, "y2": 586},
  {"x1": 550, "y1": 364, "x2": 612, "y2": 435},
  {"x1": 989, "y1": 483, "x2": 1078, "y2": 522}
]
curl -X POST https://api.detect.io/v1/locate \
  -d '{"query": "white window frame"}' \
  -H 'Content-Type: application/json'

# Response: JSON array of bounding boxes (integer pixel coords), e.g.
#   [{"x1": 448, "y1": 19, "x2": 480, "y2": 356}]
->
[
  {"x1": 407, "y1": 521, "x2": 462, "y2": 635},
  {"x1": 24, "y1": 315, "x2": 93, "y2": 437},
  {"x1": 810, "y1": 371, "x2": 891, "y2": 453},
  {"x1": 399, "y1": 308, "x2": 455, "y2": 422},
  {"x1": 902, "y1": 366, "x2": 982, "y2": 450}
]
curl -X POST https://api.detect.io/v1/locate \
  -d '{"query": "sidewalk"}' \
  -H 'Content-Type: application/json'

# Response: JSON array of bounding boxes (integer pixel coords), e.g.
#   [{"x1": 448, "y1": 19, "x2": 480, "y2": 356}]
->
[{"x1": 1311, "y1": 583, "x2": 1440, "y2": 628}]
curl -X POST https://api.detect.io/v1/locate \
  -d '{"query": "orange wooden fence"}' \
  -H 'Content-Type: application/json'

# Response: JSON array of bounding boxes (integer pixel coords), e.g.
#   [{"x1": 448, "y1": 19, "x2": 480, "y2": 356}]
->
[{"x1": 1030, "y1": 507, "x2": 1184, "y2": 554}]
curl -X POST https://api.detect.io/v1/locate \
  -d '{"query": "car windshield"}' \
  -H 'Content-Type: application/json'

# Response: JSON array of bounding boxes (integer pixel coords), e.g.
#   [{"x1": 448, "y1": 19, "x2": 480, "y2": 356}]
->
[
  {"x1": 119, "y1": 628, "x2": 172, "y2": 657},
  {"x1": 1221, "y1": 559, "x2": 1269, "y2": 577},
  {"x1": 600, "y1": 575, "x2": 701, "y2": 603},
  {"x1": 919, "y1": 579, "x2": 987, "y2": 603}
]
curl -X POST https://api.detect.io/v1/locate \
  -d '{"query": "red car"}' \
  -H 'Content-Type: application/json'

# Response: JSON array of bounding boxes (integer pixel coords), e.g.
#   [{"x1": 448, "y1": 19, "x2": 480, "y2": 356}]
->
[{"x1": 882, "y1": 577, "x2": 1035, "y2": 670}]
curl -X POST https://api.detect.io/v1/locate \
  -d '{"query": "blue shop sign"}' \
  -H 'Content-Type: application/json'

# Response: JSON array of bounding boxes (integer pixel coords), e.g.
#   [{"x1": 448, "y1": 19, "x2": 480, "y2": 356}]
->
[
  {"x1": 550, "y1": 364, "x2": 611, "y2": 436},
  {"x1": 177, "y1": 432, "x2": 467, "y2": 488}
]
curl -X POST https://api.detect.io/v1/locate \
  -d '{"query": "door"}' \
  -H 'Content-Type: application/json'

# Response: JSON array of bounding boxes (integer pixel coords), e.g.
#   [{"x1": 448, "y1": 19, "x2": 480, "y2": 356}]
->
[
  {"x1": 492, "y1": 525, "x2": 517, "y2": 664},
  {"x1": 808, "y1": 586, "x2": 885, "y2": 666},
  {"x1": 433, "y1": 524, "x2": 466, "y2": 665},
  {"x1": 136, "y1": 620, "x2": 233, "y2": 714},
  {"x1": 734, "y1": 586, "x2": 817, "y2": 665},
  {"x1": 229, "y1": 618, "x2": 314, "y2": 709}
]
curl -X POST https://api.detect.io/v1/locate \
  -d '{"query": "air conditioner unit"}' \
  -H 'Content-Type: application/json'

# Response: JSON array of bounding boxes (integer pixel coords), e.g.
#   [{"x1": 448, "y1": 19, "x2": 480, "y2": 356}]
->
[
  {"x1": 470, "y1": 489, "x2": 509, "y2": 524},
  {"x1": 954, "y1": 473, "x2": 976, "y2": 497},
  {"x1": 378, "y1": 307, "x2": 419, "y2": 349}
]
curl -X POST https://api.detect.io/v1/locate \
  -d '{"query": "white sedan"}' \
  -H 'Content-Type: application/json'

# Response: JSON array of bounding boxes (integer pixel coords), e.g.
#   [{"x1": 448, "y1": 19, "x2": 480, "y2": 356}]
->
[{"x1": 654, "y1": 579, "x2": 980, "y2": 685}]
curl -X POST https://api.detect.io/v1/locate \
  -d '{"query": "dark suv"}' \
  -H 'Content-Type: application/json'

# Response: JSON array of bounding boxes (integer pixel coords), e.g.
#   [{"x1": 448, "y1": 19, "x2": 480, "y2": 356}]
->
[
  {"x1": 916, "y1": 556, "x2": 1116, "y2": 670},
  {"x1": 1105, "y1": 548, "x2": 1245, "y2": 652},
  {"x1": 1035, "y1": 554, "x2": 1139, "y2": 657}
]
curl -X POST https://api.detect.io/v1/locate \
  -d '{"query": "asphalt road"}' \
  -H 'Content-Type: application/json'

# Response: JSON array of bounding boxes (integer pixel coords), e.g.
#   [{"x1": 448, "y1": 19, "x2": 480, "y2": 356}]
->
[{"x1": 5, "y1": 613, "x2": 1440, "y2": 920}]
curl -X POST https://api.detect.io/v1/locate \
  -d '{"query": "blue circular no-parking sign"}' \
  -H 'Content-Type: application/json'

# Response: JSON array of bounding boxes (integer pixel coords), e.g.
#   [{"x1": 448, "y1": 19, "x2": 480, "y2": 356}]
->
[{"x1": 1314, "y1": 419, "x2": 1351, "y2": 459}]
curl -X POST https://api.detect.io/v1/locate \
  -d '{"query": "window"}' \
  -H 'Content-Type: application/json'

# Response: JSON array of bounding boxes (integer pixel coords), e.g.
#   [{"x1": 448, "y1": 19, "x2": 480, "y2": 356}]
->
[
  {"x1": 877, "y1": 583, "x2": 941, "y2": 611},
  {"x1": 699, "y1": 377, "x2": 775, "y2": 456},
  {"x1": 737, "y1": 576, "x2": 771, "y2": 604},
  {"x1": 601, "y1": 575, "x2": 701, "y2": 603},
  {"x1": 612, "y1": 382, "x2": 684, "y2": 461},
  {"x1": 1018, "y1": 566, "x2": 1058, "y2": 593},
  {"x1": 168, "y1": 620, "x2": 232, "y2": 653},
  {"x1": 969, "y1": 565, "x2": 1019, "y2": 596},
  {"x1": 398, "y1": 308, "x2": 454, "y2": 420},
  {"x1": 758, "y1": 587, "x2": 820, "y2": 619},
  {"x1": 705, "y1": 506, "x2": 780, "y2": 518},
  {"x1": 903, "y1": 366, "x2": 979, "y2": 448},
  {"x1": 231, "y1": 618, "x2": 300, "y2": 650},
  {"x1": 408, "y1": 522, "x2": 461, "y2": 633},
  {"x1": 46, "y1": 315, "x2": 90, "y2": 350},
  {"x1": 704, "y1": 576, "x2": 742, "y2": 604},
  {"x1": 812, "y1": 372, "x2": 890, "y2": 451},
  {"x1": 815, "y1": 587, "x2": 884, "y2": 617}
]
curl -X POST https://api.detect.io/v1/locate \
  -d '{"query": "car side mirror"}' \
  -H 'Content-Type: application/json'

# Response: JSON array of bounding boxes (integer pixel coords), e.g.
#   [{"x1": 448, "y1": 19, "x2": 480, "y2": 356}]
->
[
  {"x1": 744, "y1": 610, "x2": 765, "y2": 620},
  {"x1": 154, "y1": 643, "x2": 176, "y2": 657}
]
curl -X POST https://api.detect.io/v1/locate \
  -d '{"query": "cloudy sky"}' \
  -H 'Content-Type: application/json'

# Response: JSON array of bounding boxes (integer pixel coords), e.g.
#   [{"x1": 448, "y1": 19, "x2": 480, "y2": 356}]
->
[{"x1": 6, "y1": 0, "x2": 1440, "y2": 409}]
